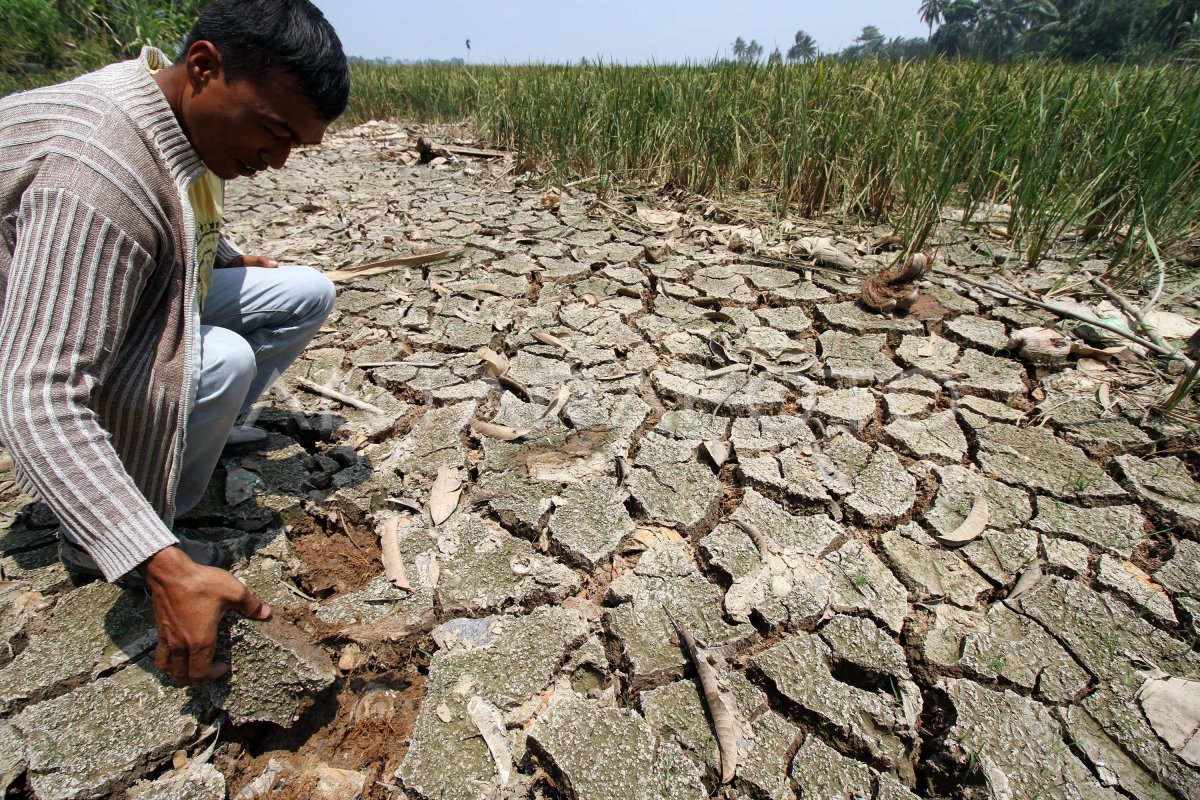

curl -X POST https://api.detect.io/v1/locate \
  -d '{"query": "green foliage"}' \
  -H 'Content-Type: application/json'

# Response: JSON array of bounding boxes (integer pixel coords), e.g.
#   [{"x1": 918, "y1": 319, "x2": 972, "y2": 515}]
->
[
  {"x1": 345, "y1": 58, "x2": 1200, "y2": 284},
  {"x1": 0, "y1": 0, "x2": 66, "y2": 67},
  {"x1": 922, "y1": 0, "x2": 1195, "y2": 61},
  {"x1": 0, "y1": 0, "x2": 205, "y2": 76}
]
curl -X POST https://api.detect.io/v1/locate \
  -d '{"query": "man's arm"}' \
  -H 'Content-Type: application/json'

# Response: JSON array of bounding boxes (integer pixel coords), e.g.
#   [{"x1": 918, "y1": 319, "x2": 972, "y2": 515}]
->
[
  {"x1": 0, "y1": 187, "x2": 267, "y2": 683},
  {"x1": 0, "y1": 187, "x2": 179, "y2": 576},
  {"x1": 216, "y1": 232, "x2": 277, "y2": 268}
]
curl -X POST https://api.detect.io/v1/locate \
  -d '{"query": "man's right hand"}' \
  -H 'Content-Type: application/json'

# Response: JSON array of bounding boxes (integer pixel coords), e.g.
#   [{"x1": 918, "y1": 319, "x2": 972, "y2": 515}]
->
[{"x1": 136, "y1": 545, "x2": 271, "y2": 684}]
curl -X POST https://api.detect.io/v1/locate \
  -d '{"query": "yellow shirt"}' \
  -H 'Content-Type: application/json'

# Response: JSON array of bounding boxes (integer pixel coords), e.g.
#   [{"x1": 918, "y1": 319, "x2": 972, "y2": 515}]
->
[{"x1": 189, "y1": 169, "x2": 223, "y2": 311}]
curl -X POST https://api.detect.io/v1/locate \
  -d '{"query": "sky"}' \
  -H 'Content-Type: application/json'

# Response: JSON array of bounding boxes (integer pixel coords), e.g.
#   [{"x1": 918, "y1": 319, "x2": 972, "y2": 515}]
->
[{"x1": 310, "y1": 1, "x2": 930, "y2": 65}]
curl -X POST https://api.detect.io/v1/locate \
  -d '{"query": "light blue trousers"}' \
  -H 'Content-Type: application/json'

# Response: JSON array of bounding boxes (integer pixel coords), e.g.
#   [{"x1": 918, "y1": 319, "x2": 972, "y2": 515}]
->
[{"x1": 173, "y1": 264, "x2": 335, "y2": 516}]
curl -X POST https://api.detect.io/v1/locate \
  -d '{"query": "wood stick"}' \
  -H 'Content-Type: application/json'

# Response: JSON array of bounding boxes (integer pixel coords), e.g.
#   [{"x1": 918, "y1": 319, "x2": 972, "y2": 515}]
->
[
  {"x1": 935, "y1": 268, "x2": 1193, "y2": 367},
  {"x1": 1090, "y1": 278, "x2": 1175, "y2": 358},
  {"x1": 294, "y1": 378, "x2": 387, "y2": 415}
]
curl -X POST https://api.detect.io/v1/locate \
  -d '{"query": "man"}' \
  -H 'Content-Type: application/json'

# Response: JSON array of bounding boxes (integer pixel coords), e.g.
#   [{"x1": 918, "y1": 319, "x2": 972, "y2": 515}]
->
[{"x1": 0, "y1": 0, "x2": 349, "y2": 684}]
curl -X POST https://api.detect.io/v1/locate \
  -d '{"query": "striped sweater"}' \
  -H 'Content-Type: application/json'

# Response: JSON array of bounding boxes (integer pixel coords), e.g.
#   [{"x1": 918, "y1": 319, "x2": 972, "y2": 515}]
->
[{"x1": 0, "y1": 48, "x2": 238, "y2": 580}]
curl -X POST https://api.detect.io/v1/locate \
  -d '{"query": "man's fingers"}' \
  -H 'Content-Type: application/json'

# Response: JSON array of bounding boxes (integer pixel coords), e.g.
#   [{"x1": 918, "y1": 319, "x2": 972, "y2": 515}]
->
[
  {"x1": 229, "y1": 585, "x2": 271, "y2": 621},
  {"x1": 208, "y1": 662, "x2": 230, "y2": 681},
  {"x1": 154, "y1": 639, "x2": 171, "y2": 674},
  {"x1": 187, "y1": 641, "x2": 217, "y2": 683}
]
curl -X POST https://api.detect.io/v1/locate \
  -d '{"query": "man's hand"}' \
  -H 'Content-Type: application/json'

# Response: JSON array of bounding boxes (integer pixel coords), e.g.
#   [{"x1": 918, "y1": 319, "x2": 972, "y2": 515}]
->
[
  {"x1": 137, "y1": 546, "x2": 271, "y2": 684},
  {"x1": 227, "y1": 254, "x2": 279, "y2": 268}
]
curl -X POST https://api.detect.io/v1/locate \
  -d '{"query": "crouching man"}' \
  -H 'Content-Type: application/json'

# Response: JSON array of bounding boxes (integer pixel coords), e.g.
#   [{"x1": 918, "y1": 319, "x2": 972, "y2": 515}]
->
[{"x1": 0, "y1": 0, "x2": 349, "y2": 683}]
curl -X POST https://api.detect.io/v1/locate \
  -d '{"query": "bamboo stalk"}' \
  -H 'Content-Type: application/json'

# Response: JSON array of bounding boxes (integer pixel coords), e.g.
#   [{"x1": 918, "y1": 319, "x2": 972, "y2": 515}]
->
[{"x1": 294, "y1": 379, "x2": 387, "y2": 415}]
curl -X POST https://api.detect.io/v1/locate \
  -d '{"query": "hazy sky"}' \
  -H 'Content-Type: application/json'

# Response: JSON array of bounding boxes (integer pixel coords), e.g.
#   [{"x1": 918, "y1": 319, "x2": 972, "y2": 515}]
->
[{"x1": 310, "y1": 1, "x2": 930, "y2": 64}]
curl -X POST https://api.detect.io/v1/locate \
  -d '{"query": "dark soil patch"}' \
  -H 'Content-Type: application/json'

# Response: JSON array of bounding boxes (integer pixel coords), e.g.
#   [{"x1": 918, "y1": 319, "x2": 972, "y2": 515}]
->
[{"x1": 290, "y1": 528, "x2": 380, "y2": 598}]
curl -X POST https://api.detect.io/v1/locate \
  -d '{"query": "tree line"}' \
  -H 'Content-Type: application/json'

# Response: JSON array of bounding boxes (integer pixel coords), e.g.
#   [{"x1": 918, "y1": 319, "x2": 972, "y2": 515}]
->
[{"x1": 729, "y1": 0, "x2": 1200, "y2": 63}]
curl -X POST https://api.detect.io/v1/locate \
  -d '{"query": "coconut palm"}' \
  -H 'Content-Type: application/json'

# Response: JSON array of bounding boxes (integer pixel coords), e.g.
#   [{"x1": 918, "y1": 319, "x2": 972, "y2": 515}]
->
[
  {"x1": 787, "y1": 30, "x2": 818, "y2": 62},
  {"x1": 919, "y1": 0, "x2": 947, "y2": 37},
  {"x1": 731, "y1": 36, "x2": 747, "y2": 61}
]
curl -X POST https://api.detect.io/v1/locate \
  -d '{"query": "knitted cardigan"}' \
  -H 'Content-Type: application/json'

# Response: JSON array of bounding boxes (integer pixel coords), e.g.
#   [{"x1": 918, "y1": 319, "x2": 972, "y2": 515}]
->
[{"x1": 0, "y1": 48, "x2": 235, "y2": 580}]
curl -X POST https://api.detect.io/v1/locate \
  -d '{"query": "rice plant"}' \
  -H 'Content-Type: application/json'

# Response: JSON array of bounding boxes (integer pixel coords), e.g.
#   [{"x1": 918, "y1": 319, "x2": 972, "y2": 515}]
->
[{"x1": 344, "y1": 58, "x2": 1200, "y2": 283}]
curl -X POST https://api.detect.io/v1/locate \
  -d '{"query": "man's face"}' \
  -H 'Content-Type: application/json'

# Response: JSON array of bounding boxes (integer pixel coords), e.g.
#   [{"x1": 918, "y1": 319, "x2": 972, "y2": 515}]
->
[{"x1": 183, "y1": 46, "x2": 330, "y2": 181}]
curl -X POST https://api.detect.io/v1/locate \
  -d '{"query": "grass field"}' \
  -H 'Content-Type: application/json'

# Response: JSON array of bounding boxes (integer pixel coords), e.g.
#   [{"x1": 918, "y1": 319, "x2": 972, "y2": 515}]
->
[
  {"x1": 5, "y1": 55, "x2": 1197, "y2": 284},
  {"x1": 348, "y1": 59, "x2": 1200, "y2": 284}
]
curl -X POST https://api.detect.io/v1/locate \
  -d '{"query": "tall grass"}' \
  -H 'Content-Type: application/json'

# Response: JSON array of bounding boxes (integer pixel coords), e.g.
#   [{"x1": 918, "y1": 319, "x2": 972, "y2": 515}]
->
[{"x1": 347, "y1": 59, "x2": 1200, "y2": 281}]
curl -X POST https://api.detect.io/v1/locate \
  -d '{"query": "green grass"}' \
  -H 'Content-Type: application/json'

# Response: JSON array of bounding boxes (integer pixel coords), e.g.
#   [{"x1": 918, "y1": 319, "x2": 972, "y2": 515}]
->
[
  {"x1": 344, "y1": 58, "x2": 1200, "y2": 283},
  {"x1": 7, "y1": 43, "x2": 1198, "y2": 284}
]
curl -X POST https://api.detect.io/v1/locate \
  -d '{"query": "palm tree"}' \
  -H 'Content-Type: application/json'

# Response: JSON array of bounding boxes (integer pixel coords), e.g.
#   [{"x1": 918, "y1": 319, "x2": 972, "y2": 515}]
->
[
  {"x1": 746, "y1": 39, "x2": 764, "y2": 62},
  {"x1": 732, "y1": 36, "x2": 747, "y2": 61},
  {"x1": 853, "y1": 25, "x2": 886, "y2": 56},
  {"x1": 919, "y1": 0, "x2": 946, "y2": 38},
  {"x1": 787, "y1": 30, "x2": 818, "y2": 62}
]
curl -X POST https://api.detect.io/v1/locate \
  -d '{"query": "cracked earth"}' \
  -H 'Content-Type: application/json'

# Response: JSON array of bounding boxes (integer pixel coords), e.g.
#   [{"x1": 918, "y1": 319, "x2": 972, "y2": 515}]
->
[{"x1": 1, "y1": 120, "x2": 1200, "y2": 800}]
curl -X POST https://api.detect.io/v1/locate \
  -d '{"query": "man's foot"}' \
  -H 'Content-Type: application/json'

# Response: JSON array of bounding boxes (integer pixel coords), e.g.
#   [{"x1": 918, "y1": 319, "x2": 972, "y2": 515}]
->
[
  {"x1": 222, "y1": 424, "x2": 269, "y2": 456},
  {"x1": 58, "y1": 535, "x2": 239, "y2": 587}
]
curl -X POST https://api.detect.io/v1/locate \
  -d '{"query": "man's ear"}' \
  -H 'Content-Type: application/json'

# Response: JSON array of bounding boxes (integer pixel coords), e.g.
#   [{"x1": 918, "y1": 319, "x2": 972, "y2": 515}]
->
[{"x1": 183, "y1": 40, "x2": 222, "y2": 91}]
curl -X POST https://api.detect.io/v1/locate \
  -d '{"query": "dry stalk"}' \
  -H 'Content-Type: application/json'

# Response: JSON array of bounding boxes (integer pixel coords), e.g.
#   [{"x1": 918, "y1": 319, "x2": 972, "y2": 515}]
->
[
  {"x1": 936, "y1": 269, "x2": 1193, "y2": 368},
  {"x1": 1090, "y1": 278, "x2": 1174, "y2": 357}
]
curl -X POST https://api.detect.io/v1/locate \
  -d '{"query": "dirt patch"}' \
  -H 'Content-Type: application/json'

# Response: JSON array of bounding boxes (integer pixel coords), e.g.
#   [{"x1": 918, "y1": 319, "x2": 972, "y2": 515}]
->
[
  {"x1": 221, "y1": 646, "x2": 430, "y2": 800},
  {"x1": 290, "y1": 528, "x2": 381, "y2": 598}
]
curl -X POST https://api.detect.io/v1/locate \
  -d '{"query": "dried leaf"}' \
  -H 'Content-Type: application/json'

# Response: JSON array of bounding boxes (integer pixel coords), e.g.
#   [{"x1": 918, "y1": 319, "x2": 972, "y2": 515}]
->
[
  {"x1": 531, "y1": 330, "x2": 575, "y2": 353},
  {"x1": 707, "y1": 337, "x2": 738, "y2": 364},
  {"x1": 379, "y1": 516, "x2": 412, "y2": 591},
  {"x1": 470, "y1": 419, "x2": 529, "y2": 441},
  {"x1": 734, "y1": 519, "x2": 786, "y2": 572},
  {"x1": 795, "y1": 236, "x2": 855, "y2": 270},
  {"x1": 1007, "y1": 561, "x2": 1045, "y2": 600},
  {"x1": 467, "y1": 696, "x2": 514, "y2": 786},
  {"x1": 540, "y1": 192, "x2": 561, "y2": 212},
  {"x1": 1144, "y1": 310, "x2": 1200, "y2": 340},
  {"x1": 704, "y1": 363, "x2": 750, "y2": 379},
  {"x1": 435, "y1": 703, "x2": 453, "y2": 723},
  {"x1": 1070, "y1": 343, "x2": 1127, "y2": 362},
  {"x1": 620, "y1": 526, "x2": 685, "y2": 554},
  {"x1": 580, "y1": 293, "x2": 598, "y2": 306},
  {"x1": 702, "y1": 311, "x2": 735, "y2": 324},
  {"x1": 1007, "y1": 327, "x2": 1072, "y2": 365},
  {"x1": 428, "y1": 467, "x2": 462, "y2": 526},
  {"x1": 540, "y1": 384, "x2": 571, "y2": 420},
  {"x1": 667, "y1": 613, "x2": 739, "y2": 783},
  {"x1": 935, "y1": 495, "x2": 988, "y2": 547},
  {"x1": 702, "y1": 439, "x2": 730, "y2": 468},
  {"x1": 474, "y1": 346, "x2": 509, "y2": 377},
  {"x1": 643, "y1": 241, "x2": 671, "y2": 263},
  {"x1": 496, "y1": 374, "x2": 532, "y2": 402},
  {"x1": 634, "y1": 205, "x2": 682, "y2": 231}
]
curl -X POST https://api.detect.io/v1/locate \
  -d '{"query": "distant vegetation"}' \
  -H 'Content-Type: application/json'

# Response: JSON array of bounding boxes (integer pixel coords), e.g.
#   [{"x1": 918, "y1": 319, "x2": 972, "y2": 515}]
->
[
  {"x1": 0, "y1": 1, "x2": 204, "y2": 93},
  {"x1": 736, "y1": 1, "x2": 1200, "y2": 64},
  {"x1": 3, "y1": 2, "x2": 1198, "y2": 283}
]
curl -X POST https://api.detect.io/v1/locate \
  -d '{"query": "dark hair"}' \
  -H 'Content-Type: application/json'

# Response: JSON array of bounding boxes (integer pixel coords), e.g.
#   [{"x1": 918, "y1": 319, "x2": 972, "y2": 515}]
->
[{"x1": 181, "y1": 0, "x2": 349, "y2": 121}]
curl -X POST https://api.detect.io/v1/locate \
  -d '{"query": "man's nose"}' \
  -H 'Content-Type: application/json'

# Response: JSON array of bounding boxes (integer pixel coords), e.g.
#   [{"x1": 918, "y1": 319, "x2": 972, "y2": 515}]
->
[{"x1": 262, "y1": 142, "x2": 292, "y2": 170}]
